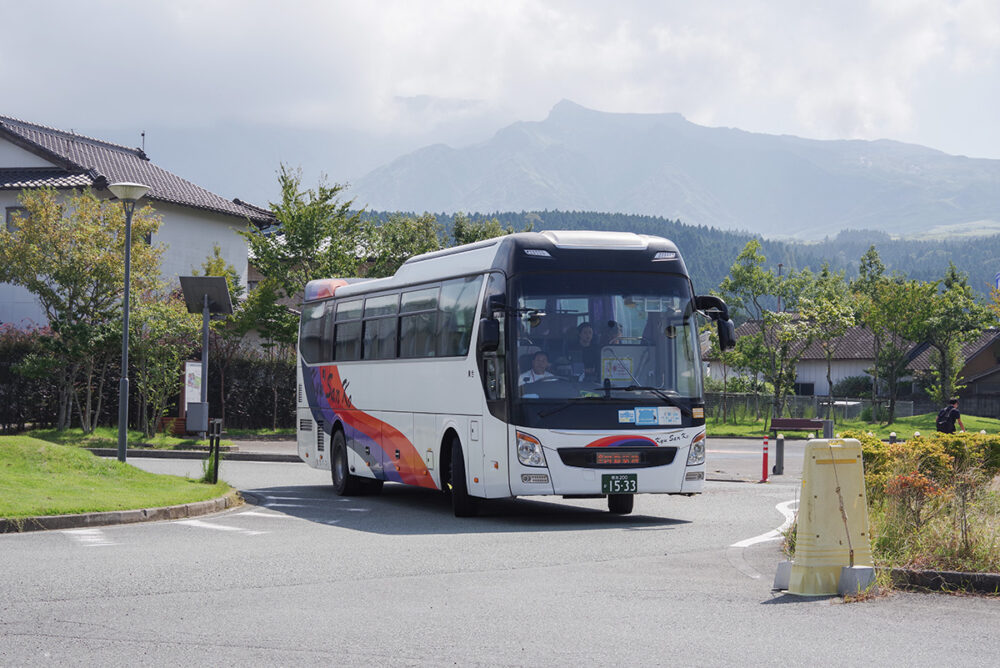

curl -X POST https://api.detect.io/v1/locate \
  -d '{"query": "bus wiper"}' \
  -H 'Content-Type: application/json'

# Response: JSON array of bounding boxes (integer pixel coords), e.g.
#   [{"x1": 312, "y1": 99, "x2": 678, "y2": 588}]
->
[
  {"x1": 592, "y1": 384, "x2": 691, "y2": 416},
  {"x1": 537, "y1": 396, "x2": 602, "y2": 418}
]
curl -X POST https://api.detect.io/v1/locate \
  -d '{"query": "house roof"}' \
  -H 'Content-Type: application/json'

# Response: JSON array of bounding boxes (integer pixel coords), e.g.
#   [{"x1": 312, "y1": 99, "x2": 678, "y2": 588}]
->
[
  {"x1": 0, "y1": 115, "x2": 274, "y2": 226},
  {"x1": 909, "y1": 328, "x2": 1000, "y2": 376},
  {"x1": 710, "y1": 321, "x2": 1000, "y2": 377},
  {"x1": 708, "y1": 322, "x2": 937, "y2": 369}
]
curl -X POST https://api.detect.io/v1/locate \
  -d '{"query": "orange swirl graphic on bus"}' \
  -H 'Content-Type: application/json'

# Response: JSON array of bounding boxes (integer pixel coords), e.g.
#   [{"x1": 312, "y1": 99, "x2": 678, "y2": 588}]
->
[{"x1": 312, "y1": 365, "x2": 437, "y2": 489}]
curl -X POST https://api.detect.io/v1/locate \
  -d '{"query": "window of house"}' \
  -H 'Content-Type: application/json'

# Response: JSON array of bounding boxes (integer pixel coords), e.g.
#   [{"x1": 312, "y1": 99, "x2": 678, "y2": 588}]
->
[{"x1": 5, "y1": 206, "x2": 26, "y2": 233}]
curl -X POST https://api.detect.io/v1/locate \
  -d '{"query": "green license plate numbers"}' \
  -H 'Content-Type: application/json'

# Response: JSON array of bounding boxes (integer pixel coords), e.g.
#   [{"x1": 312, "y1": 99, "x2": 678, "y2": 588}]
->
[{"x1": 602, "y1": 473, "x2": 637, "y2": 494}]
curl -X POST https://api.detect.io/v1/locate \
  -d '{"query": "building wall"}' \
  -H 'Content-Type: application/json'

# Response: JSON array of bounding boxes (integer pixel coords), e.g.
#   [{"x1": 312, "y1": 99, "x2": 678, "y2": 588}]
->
[
  {"x1": 0, "y1": 139, "x2": 52, "y2": 167},
  {"x1": 1, "y1": 145, "x2": 252, "y2": 327},
  {"x1": 707, "y1": 358, "x2": 872, "y2": 395}
]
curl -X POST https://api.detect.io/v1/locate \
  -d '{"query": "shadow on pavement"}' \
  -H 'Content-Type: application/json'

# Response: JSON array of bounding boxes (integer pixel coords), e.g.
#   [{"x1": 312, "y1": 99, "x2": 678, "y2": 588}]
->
[
  {"x1": 761, "y1": 592, "x2": 838, "y2": 605},
  {"x1": 241, "y1": 483, "x2": 691, "y2": 535}
]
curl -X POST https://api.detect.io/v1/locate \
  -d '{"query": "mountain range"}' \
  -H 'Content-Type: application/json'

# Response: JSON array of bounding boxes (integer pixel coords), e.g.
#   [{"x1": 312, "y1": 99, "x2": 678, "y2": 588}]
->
[{"x1": 350, "y1": 100, "x2": 1000, "y2": 240}]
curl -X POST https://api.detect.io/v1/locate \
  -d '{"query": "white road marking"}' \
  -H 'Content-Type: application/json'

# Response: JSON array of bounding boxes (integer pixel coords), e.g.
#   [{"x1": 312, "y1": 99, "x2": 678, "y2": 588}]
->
[
  {"x1": 63, "y1": 528, "x2": 117, "y2": 547},
  {"x1": 730, "y1": 499, "x2": 798, "y2": 548},
  {"x1": 174, "y1": 519, "x2": 266, "y2": 536},
  {"x1": 726, "y1": 499, "x2": 798, "y2": 580},
  {"x1": 238, "y1": 510, "x2": 300, "y2": 519}
]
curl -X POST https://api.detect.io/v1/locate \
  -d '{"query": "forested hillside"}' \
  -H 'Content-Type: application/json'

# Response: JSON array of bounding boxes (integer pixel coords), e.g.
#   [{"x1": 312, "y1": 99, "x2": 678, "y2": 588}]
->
[{"x1": 378, "y1": 210, "x2": 999, "y2": 296}]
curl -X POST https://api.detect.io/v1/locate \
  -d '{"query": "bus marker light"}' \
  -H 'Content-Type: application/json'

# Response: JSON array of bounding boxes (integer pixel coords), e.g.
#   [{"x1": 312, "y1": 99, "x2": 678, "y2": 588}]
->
[
  {"x1": 493, "y1": 461, "x2": 499, "y2": 469},
  {"x1": 474, "y1": 477, "x2": 479, "y2": 483}
]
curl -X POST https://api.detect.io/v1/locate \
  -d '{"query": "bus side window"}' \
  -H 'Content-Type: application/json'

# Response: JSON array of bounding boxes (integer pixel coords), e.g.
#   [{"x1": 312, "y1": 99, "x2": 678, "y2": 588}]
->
[
  {"x1": 334, "y1": 299, "x2": 363, "y2": 361},
  {"x1": 299, "y1": 302, "x2": 327, "y2": 364},
  {"x1": 438, "y1": 275, "x2": 484, "y2": 357},
  {"x1": 400, "y1": 287, "x2": 439, "y2": 358}
]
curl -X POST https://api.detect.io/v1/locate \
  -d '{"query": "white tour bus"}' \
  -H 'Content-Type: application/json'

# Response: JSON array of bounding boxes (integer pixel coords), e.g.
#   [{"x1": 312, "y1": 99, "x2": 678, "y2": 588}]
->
[{"x1": 296, "y1": 230, "x2": 735, "y2": 516}]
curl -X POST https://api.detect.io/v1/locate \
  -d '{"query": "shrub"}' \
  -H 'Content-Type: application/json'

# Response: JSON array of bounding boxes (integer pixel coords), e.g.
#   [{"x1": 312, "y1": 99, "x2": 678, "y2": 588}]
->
[{"x1": 832, "y1": 375, "x2": 872, "y2": 398}]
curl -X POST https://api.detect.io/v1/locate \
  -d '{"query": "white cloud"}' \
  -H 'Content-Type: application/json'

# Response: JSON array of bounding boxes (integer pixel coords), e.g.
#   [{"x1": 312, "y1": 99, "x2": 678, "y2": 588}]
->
[{"x1": 2, "y1": 0, "x2": 998, "y2": 198}]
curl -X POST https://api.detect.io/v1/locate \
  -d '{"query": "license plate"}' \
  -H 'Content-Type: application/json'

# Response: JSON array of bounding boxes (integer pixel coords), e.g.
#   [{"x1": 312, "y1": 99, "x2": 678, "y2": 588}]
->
[{"x1": 602, "y1": 473, "x2": 637, "y2": 494}]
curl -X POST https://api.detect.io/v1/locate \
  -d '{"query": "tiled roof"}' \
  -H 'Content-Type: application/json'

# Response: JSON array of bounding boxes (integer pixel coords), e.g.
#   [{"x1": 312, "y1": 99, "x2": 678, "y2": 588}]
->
[
  {"x1": 0, "y1": 167, "x2": 93, "y2": 189},
  {"x1": 711, "y1": 321, "x2": 999, "y2": 374},
  {"x1": 0, "y1": 116, "x2": 273, "y2": 226},
  {"x1": 908, "y1": 329, "x2": 1000, "y2": 372}
]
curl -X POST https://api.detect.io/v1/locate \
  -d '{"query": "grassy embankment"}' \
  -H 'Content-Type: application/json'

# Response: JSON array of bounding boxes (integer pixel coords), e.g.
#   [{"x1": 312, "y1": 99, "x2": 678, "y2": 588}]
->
[
  {"x1": 26, "y1": 426, "x2": 230, "y2": 449},
  {"x1": 708, "y1": 412, "x2": 1000, "y2": 439},
  {"x1": 0, "y1": 436, "x2": 231, "y2": 519}
]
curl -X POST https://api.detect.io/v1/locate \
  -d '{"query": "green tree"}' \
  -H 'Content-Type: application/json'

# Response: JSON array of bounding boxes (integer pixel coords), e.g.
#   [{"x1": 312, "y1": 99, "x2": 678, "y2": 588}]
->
[
  {"x1": 241, "y1": 166, "x2": 365, "y2": 346},
  {"x1": 0, "y1": 188, "x2": 162, "y2": 430},
  {"x1": 800, "y1": 265, "x2": 855, "y2": 420},
  {"x1": 450, "y1": 212, "x2": 525, "y2": 246},
  {"x1": 718, "y1": 240, "x2": 817, "y2": 424},
  {"x1": 914, "y1": 264, "x2": 994, "y2": 403},
  {"x1": 865, "y1": 278, "x2": 936, "y2": 423},
  {"x1": 363, "y1": 212, "x2": 443, "y2": 278},
  {"x1": 851, "y1": 245, "x2": 886, "y2": 402},
  {"x1": 131, "y1": 293, "x2": 199, "y2": 437}
]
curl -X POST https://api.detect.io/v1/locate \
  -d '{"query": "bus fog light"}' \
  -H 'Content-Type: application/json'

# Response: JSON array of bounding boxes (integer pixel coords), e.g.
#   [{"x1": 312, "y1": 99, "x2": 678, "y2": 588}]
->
[
  {"x1": 685, "y1": 471, "x2": 704, "y2": 481},
  {"x1": 521, "y1": 473, "x2": 550, "y2": 484},
  {"x1": 687, "y1": 433, "x2": 706, "y2": 466},
  {"x1": 516, "y1": 431, "x2": 547, "y2": 467}
]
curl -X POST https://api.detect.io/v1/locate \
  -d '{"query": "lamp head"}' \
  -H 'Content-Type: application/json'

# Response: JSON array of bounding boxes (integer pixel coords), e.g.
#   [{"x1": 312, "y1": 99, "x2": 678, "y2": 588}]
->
[{"x1": 108, "y1": 182, "x2": 150, "y2": 202}]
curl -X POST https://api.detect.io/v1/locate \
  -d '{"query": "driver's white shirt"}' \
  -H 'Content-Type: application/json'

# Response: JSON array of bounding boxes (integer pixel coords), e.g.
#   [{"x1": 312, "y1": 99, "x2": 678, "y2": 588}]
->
[{"x1": 518, "y1": 369, "x2": 554, "y2": 385}]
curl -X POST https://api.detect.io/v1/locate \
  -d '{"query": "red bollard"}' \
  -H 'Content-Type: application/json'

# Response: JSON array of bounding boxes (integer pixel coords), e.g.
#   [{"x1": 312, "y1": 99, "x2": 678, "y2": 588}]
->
[{"x1": 761, "y1": 436, "x2": 769, "y2": 483}]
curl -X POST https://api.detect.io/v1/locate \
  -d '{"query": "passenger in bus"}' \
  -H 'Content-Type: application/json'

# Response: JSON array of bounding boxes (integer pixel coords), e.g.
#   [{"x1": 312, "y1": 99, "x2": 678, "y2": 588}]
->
[
  {"x1": 518, "y1": 350, "x2": 555, "y2": 385},
  {"x1": 565, "y1": 322, "x2": 600, "y2": 379},
  {"x1": 606, "y1": 320, "x2": 623, "y2": 345}
]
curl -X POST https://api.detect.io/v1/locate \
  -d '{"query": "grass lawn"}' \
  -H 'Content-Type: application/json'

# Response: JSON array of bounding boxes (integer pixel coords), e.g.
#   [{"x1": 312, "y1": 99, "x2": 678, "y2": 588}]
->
[
  {"x1": 707, "y1": 412, "x2": 1000, "y2": 439},
  {"x1": 24, "y1": 426, "x2": 231, "y2": 449},
  {"x1": 0, "y1": 436, "x2": 231, "y2": 519}
]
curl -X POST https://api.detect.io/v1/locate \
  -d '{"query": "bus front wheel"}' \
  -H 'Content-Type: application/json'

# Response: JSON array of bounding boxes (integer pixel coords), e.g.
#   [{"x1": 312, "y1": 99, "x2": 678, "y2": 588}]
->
[
  {"x1": 608, "y1": 494, "x2": 634, "y2": 515},
  {"x1": 450, "y1": 439, "x2": 479, "y2": 518}
]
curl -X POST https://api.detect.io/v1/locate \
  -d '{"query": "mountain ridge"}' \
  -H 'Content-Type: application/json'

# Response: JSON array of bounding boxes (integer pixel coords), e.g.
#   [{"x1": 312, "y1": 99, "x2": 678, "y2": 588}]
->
[{"x1": 351, "y1": 101, "x2": 1000, "y2": 240}]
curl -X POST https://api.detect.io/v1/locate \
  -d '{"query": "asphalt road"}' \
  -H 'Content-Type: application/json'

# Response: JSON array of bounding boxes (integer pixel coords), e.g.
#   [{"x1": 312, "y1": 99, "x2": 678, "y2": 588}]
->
[{"x1": 2, "y1": 447, "x2": 998, "y2": 666}]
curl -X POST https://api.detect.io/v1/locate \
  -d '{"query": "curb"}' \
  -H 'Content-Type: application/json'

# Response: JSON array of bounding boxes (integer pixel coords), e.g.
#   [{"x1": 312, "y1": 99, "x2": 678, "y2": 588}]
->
[
  {"x1": 886, "y1": 568, "x2": 1000, "y2": 595},
  {"x1": 86, "y1": 448, "x2": 300, "y2": 463},
  {"x1": 0, "y1": 491, "x2": 243, "y2": 534}
]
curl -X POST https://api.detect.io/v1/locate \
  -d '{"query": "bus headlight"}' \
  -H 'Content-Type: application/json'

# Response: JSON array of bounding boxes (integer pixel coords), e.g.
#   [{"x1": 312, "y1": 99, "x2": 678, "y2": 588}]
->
[
  {"x1": 516, "y1": 431, "x2": 547, "y2": 467},
  {"x1": 687, "y1": 432, "x2": 706, "y2": 466}
]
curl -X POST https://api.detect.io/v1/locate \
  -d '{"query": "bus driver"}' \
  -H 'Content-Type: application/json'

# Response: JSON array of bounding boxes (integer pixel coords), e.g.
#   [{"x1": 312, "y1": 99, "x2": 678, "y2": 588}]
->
[{"x1": 519, "y1": 350, "x2": 555, "y2": 385}]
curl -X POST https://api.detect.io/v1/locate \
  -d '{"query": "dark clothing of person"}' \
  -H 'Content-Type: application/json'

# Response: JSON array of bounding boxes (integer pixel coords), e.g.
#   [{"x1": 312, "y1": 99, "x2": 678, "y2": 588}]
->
[
  {"x1": 566, "y1": 342, "x2": 600, "y2": 377},
  {"x1": 936, "y1": 406, "x2": 961, "y2": 433}
]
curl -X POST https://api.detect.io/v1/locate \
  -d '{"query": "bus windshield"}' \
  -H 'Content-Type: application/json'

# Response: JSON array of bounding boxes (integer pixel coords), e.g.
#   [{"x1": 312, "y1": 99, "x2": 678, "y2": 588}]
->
[{"x1": 512, "y1": 271, "x2": 703, "y2": 402}]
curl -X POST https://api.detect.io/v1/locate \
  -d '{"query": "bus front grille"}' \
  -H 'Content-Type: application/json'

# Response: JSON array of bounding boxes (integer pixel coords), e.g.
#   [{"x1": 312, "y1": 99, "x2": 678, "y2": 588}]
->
[{"x1": 557, "y1": 447, "x2": 677, "y2": 469}]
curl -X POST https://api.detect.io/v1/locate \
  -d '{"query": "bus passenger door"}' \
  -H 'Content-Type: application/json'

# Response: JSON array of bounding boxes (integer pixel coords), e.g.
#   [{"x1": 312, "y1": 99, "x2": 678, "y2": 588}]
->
[{"x1": 479, "y1": 272, "x2": 512, "y2": 498}]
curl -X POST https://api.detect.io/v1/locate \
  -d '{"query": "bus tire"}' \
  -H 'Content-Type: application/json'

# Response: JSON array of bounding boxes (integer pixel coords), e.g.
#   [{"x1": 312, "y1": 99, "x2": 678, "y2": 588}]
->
[
  {"x1": 331, "y1": 430, "x2": 362, "y2": 496},
  {"x1": 450, "y1": 439, "x2": 479, "y2": 518},
  {"x1": 608, "y1": 494, "x2": 634, "y2": 515}
]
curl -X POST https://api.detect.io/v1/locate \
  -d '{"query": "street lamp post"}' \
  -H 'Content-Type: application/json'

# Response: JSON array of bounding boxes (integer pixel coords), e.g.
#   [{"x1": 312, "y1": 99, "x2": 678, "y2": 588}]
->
[{"x1": 109, "y1": 182, "x2": 150, "y2": 463}]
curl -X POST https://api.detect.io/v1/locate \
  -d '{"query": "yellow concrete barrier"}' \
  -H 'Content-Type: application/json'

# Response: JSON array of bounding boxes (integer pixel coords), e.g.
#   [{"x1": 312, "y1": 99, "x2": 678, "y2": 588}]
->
[{"x1": 787, "y1": 438, "x2": 873, "y2": 596}]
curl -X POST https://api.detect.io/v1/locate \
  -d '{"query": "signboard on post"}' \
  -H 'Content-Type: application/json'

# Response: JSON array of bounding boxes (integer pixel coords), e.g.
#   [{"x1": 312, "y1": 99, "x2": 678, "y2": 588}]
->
[{"x1": 184, "y1": 361, "x2": 202, "y2": 414}]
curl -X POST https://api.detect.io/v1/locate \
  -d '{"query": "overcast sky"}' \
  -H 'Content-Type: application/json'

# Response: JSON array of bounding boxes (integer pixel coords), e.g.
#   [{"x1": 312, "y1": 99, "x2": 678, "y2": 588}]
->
[{"x1": 3, "y1": 0, "x2": 998, "y2": 205}]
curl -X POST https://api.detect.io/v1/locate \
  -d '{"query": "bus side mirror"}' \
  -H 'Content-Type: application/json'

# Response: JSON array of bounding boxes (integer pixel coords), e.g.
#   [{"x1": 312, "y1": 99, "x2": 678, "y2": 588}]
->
[
  {"x1": 717, "y1": 318, "x2": 737, "y2": 351},
  {"x1": 478, "y1": 318, "x2": 500, "y2": 353},
  {"x1": 695, "y1": 295, "x2": 729, "y2": 321}
]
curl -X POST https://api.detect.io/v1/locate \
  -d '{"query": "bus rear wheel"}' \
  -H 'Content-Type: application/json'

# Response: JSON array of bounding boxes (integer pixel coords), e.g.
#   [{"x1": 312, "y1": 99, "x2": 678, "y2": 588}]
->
[
  {"x1": 608, "y1": 494, "x2": 634, "y2": 515},
  {"x1": 450, "y1": 439, "x2": 479, "y2": 518},
  {"x1": 331, "y1": 430, "x2": 362, "y2": 496}
]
